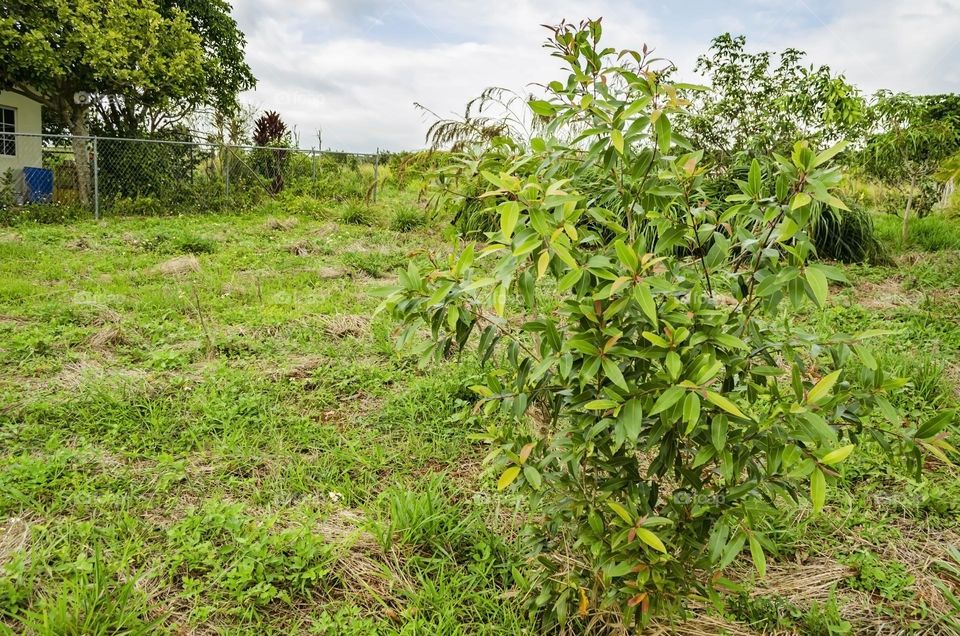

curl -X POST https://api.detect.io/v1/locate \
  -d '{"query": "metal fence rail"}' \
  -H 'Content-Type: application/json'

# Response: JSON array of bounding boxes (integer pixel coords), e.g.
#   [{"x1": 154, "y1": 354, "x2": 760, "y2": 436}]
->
[{"x1": 0, "y1": 132, "x2": 383, "y2": 219}]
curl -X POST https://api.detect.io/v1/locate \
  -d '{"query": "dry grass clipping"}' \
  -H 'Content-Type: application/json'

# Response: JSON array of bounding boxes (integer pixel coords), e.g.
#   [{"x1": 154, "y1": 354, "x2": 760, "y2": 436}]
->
[
  {"x1": 872, "y1": 521, "x2": 960, "y2": 619},
  {"x1": 749, "y1": 557, "x2": 853, "y2": 606},
  {"x1": 287, "y1": 240, "x2": 313, "y2": 257},
  {"x1": 850, "y1": 279, "x2": 920, "y2": 311},
  {"x1": 0, "y1": 517, "x2": 29, "y2": 567},
  {"x1": 313, "y1": 508, "x2": 410, "y2": 613},
  {"x1": 88, "y1": 324, "x2": 127, "y2": 350},
  {"x1": 314, "y1": 221, "x2": 340, "y2": 236},
  {"x1": 265, "y1": 216, "x2": 298, "y2": 231},
  {"x1": 321, "y1": 314, "x2": 369, "y2": 339},
  {"x1": 318, "y1": 266, "x2": 350, "y2": 280},
  {"x1": 151, "y1": 255, "x2": 200, "y2": 276},
  {"x1": 65, "y1": 237, "x2": 94, "y2": 250},
  {"x1": 276, "y1": 355, "x2": 326, "y2": 380},
  {"x1": 648, "y1": 611, "x2": 760, "y2": 636}
]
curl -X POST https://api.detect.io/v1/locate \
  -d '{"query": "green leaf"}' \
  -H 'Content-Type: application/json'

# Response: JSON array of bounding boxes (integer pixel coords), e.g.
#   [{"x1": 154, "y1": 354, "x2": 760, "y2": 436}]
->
[
  {"x1": 498, "y1": 466, "x2": 521, "y2": 491},
  {"x1": 805, "y1": 266, "x2": 829, "y2": 308},
  {"x1": 748, "y1": 159, "x2": 761, "y2": 196},
  {"x1": 528, "y1": 100, "x2": 557, "y2": 117},
  {"x1": 642, "y1": 331, "x2": 671, "y2": 348},
  {"x1": 635, "y1": 527, "x2": 667, "y2": 554},
  {"x1": 719, "y1": 532, "x2": 747, "y2": 569},
  {"x1": 810, "y1": 467, "x2": 826, "y2": 514},
  {"x1": 655, "y1": 113, "x2": 671, "y2": 154},
  {"x1": 692, "y1": 445, "x2": 716, "y2": 468},
  {"x1": 634, "y1": 284, "x2": 658, "y2": 326},
  {"x1": 650, "y1": 385, "x2": 685, "y2": 415},
  {"x1": 608, "y1": 502, "x2": 632, "y2": 523},
  {"x1": 605, "y1": 561, "x2": 634, "y2": 578},
  {"x1": 557, "y1": 268, "x2": 583, "y2": 292},
  {"x1": 492, "y1": 283, "x2": 507, "y2": 317},
  {"x1": 618, "y1": 398, "x2": 643, "y2": 444},
  {"x1": 749, "y1": 535, "x2": 767, "y2": 578},
  {"x1": 601, "y1": 357, "x2": 629, "y2": 391},
  {"x1": 682, "y1": 392, "x2": 701, "y2": 434},
  {"x1": 704, "y1": 391, "x2": 747, "y2": 419},
  {"x1": 791, "y1": 192, "x2": 812, "y2": 210},
  {"x1": 916, "y1": 411, "x2": 955, "y2": 440},
  {"x1": 876, "y1": 396, "x2": 900, "y2": 426},
  {"x1": 812, "y1": 140, "x2": 849, "y2": 168},
  {"x1": 807, "y1": 370, "x2": 841, "y2": 405},
  {"x1": 611, "y1": 129, "x2": 624, "y2": 155},
  {"x1": 500, "y1": 201, "x2": 520, "y2": 238},
  {"x1": 853, "y1": 344, "x2": 877, "y2": 370},
  {"x1": 614, "y1": 239, "x2": 639, "y2": 272},
  {"x1": 711, "y1": 415, "x2": 728, "y2": 451},
  {"x1": 454, "y1": 243, "x2": 474, "y2": 275},
  {"x1": 523, "y1": 464, "x2": 542, "y2": 490},
  {"x1": 584, "y1": 399, "x2": 618, "y2": 411},
  {"x1": 820, "y1": 444, "x2": 855, "y2": 466}
]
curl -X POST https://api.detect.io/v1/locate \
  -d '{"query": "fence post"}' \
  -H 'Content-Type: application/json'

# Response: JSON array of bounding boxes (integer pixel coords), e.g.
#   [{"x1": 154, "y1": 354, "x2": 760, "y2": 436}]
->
[
  {"x1": 224, "y1": 145, "x2": 230, "y2": 199},
  {"x1": 92, "y1": 136, "x2": 100, "y2": 220},
  {"x1": 373, "y1": 148, "x2": 379, "y2": 204},
  {"x1": 311, "y1": 148, "x2": 317, "y2": 199}
]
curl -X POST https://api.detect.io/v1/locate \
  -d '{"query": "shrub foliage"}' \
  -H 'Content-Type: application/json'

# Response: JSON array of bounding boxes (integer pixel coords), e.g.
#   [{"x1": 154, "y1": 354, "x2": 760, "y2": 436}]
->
[{"x1": 383, "y1": 19, "x2": 952, "y2": 628}]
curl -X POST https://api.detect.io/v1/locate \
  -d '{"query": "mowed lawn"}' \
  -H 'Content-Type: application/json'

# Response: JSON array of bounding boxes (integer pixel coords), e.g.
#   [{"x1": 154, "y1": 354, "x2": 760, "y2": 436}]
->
[{"x1": 1, "y1": 204, "x2": 959, "y2": 634}]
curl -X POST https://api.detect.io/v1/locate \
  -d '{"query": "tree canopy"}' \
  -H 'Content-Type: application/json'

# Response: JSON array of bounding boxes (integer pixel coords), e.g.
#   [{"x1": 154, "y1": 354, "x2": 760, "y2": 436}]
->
[
  {"x1": 686, "y1": 34, "x2": 867, "y2": 161},
  {"x1": 0, "y1": 0, "x2": 255, "y2": 138}
]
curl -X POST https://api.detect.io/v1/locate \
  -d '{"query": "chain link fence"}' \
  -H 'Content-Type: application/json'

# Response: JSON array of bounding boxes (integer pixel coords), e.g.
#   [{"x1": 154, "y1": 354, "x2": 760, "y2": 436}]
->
[{"x1": 0, "y1": 132, "x2": 383, "y2": 221}]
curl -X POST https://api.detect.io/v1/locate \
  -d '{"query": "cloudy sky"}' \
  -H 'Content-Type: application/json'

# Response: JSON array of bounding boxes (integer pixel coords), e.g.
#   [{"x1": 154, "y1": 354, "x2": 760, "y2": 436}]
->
[{"x1": 231, "y1": 0, "x2": 960, "y2": 152}]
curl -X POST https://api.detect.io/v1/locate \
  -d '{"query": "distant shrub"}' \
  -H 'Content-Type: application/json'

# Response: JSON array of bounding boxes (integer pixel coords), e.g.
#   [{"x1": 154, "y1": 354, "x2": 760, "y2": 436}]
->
[{"x1": 110, "y1": 196, "x2": 166, "y2": 217}]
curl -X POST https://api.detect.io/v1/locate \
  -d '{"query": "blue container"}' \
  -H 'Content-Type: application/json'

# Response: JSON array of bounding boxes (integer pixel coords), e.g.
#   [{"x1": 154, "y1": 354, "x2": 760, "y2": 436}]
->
[{"x1": 22, "y1": 167, "x2": 54, "y2": 203}]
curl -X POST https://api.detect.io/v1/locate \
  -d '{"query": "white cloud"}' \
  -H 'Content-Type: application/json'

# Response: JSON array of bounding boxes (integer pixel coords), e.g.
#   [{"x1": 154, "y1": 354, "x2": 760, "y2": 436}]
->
[{"x1": 231, "y1": 0, "x2": 960, "y2": 151}]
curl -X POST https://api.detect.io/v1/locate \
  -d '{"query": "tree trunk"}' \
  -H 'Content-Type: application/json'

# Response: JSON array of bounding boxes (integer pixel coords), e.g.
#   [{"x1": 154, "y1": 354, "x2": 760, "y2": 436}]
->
[
  {"x1": 68, "y1": 109, "x2": 93, "y2": 207},
  {"x1": 901, "y1": 174, "x2": 916, "y2": 245}
]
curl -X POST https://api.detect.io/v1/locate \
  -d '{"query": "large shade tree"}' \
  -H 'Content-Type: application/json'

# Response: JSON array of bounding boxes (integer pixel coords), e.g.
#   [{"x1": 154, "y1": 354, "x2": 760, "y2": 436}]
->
[
  {"x1": 0, "y1": 0, "x2": 212, "y2": 202},
  {"x1": 94, "y1": 0, "x2": 256, "y2": 137}
]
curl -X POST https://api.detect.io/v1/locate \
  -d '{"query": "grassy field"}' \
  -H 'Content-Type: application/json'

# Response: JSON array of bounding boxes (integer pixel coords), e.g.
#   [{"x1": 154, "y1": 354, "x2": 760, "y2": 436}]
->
[{"x1": 1, "y1": 198, "x2": 959, "y2": 634}]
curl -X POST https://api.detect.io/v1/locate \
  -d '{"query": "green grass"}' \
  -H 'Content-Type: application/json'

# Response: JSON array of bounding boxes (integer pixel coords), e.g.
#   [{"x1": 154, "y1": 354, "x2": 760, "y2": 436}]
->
[
  {"x1": 1, "y1": 196, "x2": 959, "y2": 633},
  {"x1": 874, "y1": 211, "x2": 960, "y2": 253}
]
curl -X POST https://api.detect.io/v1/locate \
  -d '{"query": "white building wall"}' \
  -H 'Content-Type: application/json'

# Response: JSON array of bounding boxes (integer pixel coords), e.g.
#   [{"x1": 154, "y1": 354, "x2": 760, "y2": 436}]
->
[{"x1": 0, "y1": 90, "x2": 43, "y2": 176}]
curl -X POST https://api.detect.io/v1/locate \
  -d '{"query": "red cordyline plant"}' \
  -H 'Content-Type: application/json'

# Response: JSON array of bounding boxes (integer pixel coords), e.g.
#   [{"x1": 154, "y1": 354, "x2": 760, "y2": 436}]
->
[
  {"x1": 253, "y1": 110, "x2": 289, "y2": 194},
  {"x1": 381, "y1": 18, "x2": 955, "y2": 630}
]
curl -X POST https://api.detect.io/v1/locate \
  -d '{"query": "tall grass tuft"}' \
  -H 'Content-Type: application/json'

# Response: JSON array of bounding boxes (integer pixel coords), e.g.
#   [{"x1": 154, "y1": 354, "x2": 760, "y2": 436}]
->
[{"x1": 812, "y1": 206, "x2": 889, "y2": 263}]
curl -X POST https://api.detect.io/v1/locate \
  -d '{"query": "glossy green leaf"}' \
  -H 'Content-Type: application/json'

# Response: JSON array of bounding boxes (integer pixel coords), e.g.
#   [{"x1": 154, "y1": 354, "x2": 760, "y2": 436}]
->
[
  {"x1": 636, "y1": 527, "x2": 667, "y2": 554},
  {"x1": 807, "y1": 370, "x2": 841, "y2": 405},
  {"x1": 498, "y1": 466, "x2": 521, "y2": 491}
]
